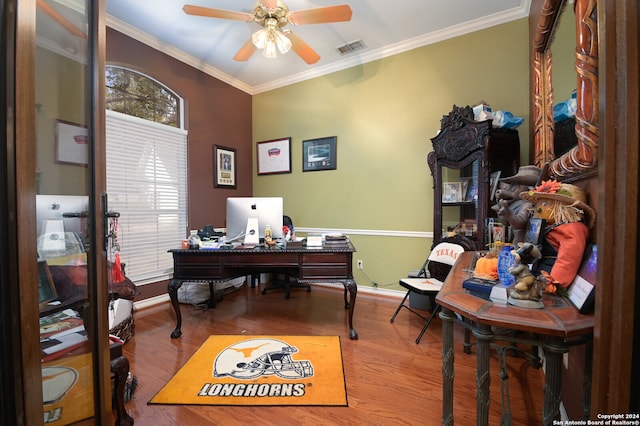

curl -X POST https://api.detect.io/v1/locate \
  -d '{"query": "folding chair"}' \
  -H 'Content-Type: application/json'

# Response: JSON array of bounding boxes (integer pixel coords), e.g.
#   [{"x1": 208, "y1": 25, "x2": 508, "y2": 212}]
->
[{"x1": 390, "y1": 241, "x2": 465, "y2": 343}]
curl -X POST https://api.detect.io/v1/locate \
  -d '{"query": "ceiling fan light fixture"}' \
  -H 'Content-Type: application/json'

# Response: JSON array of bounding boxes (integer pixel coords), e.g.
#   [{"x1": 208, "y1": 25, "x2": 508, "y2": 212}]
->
[{"x1": 252, "y1": 17, "x2": 291, "y2": 58}]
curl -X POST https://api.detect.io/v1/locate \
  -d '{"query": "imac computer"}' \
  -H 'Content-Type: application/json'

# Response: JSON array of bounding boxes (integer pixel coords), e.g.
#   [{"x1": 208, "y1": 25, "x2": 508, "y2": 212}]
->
[
  {"x1": 36, "y1": 194, "x2": 89, "y2": 257},
  {"x1": 226, "y1": 197, "x2": 283, "y2": 244}
]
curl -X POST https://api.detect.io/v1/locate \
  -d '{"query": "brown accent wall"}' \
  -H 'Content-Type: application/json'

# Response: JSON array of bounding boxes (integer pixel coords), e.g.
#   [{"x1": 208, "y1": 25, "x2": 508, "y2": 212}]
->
[{"x1": 106, "y1": 28, "x2": 253, "y2": 231}]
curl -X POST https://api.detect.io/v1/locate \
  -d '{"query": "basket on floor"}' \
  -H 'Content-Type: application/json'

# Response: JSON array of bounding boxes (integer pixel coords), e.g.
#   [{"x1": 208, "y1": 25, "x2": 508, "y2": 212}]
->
[{"x1": 109, "y1": 314, "x2": 135, "y2": 343}]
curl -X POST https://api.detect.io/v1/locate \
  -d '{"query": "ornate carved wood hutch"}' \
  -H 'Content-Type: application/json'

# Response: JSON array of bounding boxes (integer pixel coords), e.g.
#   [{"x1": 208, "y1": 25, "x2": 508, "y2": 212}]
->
[{"x1": 428, "y1": 105, "x2": 520, "y2": 250}]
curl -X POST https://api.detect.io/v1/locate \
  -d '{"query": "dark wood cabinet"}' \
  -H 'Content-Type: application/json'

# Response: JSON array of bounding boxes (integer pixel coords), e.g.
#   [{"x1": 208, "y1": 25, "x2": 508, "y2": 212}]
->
[{"x1": 428, "y1": 105, "x2": 520, "y2": 250}]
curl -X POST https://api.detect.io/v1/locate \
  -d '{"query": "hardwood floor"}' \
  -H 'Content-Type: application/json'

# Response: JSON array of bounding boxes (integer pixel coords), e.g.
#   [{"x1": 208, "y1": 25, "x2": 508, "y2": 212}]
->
[{"x1": 119, "y1": 283, "x2": 545, "y2": 425}]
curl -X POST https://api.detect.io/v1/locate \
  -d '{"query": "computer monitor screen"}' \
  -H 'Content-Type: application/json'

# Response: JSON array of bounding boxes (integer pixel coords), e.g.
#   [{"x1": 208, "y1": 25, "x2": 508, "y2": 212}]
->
[
  {"x1": 36, "y1": 195, "x2": 89, "y2": 236},
  {"x1": 36, "y1": 195, "x2": 89, "y2": 257},
  {"x1": 226, "y1": 197, "x2": 283, "y2": 242}
]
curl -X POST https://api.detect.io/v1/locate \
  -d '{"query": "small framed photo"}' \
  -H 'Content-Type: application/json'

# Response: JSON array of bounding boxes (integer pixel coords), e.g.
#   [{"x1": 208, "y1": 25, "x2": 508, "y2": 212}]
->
[
  {"x1": 460, "y1": 178, "x2": 469, "y2": 200},
  {"x1": 257, "y1": 137, "x2": 292, "y2": 175},
  {"x1": 524, "y1": 218, "x2": 546, "y2": 245},
  {"x1": 303, "y1": 136, "x2": 337, "y2": 172},
  {"x1": 567, "y1": 244, "x2": 597, "y2": 313},
  {"x1": 490, "y1": 222, "x2": 506, "y2": 244},
  {"x1": 465, "y1": 179, "x2": 478, "y2": 202},
  {"x1": 490, "y1": 171, "x2": 502, "y2": 201},
  {"x1": 442, "y1": 182, "x2": 462, "y2": 203},
  {"x1": 213, "y1": 145, "x2": 237, "y2": 188},
  {"x1": 55, "y1": 120, "x2": 88, "y2": 166}
]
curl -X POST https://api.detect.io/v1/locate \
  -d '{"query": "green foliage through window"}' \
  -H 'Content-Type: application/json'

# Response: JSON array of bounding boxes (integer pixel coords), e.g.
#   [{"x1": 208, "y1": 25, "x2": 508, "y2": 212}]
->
[{"x1": 106, "y1": 66, "x2": 180, "y2": 127}]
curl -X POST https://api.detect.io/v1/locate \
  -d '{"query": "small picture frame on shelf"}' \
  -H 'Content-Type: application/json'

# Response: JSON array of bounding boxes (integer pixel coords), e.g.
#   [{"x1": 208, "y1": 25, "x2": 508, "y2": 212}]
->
[
  {"x1": 442, "y1": 182, "x2": 462, "y2": 203},
  {"x1": 465, "y1": 179, "x2": 478, "y2": 202},
  {"x1": 460, "y1": 178, "x2": 469, "y2": 201},
  {"x1": 524, "y1": 218, "x2": 546, "y2": 245},
  {"x1": 490, "y1": 170, "x2": 502, "y2": 201},
  {"x1": 567, "y1": 244, "x2": 597, "y2": 314},
  {"x1": 490, "y1": 222, "x2": 506, "y2": 245}
]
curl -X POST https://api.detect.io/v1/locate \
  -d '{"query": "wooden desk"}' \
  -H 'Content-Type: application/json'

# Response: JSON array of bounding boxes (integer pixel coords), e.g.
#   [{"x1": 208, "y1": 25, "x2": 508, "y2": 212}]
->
[
  {"x1": 168, "y1": 243, "x2": 358, "y2": 340},
  {"x1": 435, "y1": 251, "x2": 594, "y2": 426}
]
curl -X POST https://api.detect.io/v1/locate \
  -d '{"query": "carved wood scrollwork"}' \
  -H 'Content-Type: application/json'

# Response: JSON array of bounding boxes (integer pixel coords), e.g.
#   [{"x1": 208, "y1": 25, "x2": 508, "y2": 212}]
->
[
  {"x1": 431, "y1": 105, "x2": 490, "y2": 163},
  {"x1": 533, "y1": 0, "x2": 598, "y2": 181}
]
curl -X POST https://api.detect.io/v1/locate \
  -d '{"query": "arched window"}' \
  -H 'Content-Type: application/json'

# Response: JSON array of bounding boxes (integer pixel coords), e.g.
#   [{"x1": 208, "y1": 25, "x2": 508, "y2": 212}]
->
[
  {"x1": 106, "y1": 65, "x2": 181, "y2": 128},
  {"x1": 105, "y1": 66, "x2": 187, "y2": 284}
]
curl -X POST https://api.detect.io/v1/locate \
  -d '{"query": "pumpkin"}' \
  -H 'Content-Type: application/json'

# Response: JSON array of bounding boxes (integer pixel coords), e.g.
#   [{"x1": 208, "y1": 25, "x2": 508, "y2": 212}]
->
[{"x1": 474, "y1": 254, "x2": 499, "y2": 280}]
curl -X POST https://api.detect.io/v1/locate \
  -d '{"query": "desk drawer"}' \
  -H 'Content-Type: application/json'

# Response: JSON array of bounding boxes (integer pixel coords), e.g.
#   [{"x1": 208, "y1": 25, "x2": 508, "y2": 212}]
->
[
  {"x1": 223, "y1": 252, "x2": 300, "y2": 267},
  {"x1": 173, "y1": 254, "x2": 223, "y2": 280},
  {"x1": 300, "y1": 252, "x2": 351, "y2": 279},
  {"x1": 174, "y1": 264, "x2": 223, "y2": 280},
  {"x1": 300, "y1": 264, "x2": 351, "y2": 279}
]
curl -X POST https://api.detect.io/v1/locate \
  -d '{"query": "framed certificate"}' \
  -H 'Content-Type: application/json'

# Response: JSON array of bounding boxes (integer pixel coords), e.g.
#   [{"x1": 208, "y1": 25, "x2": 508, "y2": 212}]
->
[{"x1": 567, "y1": 244, "x2": 597, "y2": 314}]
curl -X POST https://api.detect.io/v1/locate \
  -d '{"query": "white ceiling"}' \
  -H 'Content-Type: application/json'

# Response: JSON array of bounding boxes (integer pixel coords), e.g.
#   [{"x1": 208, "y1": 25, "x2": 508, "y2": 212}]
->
[{"x1": 42, "y1": 1, "x2": 532, "y2": 94}]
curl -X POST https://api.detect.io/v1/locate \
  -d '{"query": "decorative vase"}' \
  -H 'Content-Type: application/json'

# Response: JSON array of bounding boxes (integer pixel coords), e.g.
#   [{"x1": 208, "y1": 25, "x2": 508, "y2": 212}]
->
[
  {"x1": 188, "y1": 230, "x2": 201, "y2": 249},
  {"x1": 497, "y1": 245, "x2": 516, "y2": 286}
]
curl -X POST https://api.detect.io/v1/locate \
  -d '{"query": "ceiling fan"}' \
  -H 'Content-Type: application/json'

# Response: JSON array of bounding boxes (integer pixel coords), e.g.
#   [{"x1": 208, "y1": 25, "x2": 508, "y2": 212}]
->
[
  {"x1": 182, "y1": 1, "x2": 353, "y2": 64},
  {"x1": 37, "y1": 0, "x2": 86, "y2": 39}
]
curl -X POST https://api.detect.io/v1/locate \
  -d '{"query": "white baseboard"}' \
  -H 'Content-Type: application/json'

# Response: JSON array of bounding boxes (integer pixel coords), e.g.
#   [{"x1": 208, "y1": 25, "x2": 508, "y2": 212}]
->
[
  {"x1": 134, "y1": 293, "x2": 169, "y2": 310},
  {"x1": 133, "y1": 283, "x2": 403, "y2": 311}
]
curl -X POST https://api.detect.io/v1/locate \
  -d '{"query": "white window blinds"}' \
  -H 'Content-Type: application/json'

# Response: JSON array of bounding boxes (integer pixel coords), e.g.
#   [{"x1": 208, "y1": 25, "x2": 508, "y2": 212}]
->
[{"x1": 106, "y1": 110, "x2": 188, "y2": 284}]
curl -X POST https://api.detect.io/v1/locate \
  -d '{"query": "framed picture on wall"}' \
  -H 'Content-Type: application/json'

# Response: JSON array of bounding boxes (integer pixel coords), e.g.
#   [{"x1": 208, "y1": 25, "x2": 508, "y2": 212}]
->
[
  {"x1": 213, "y1": 145, "x2": 237, "y2": 188},
  {"x1": 55, "y1": 120, "x2": 88, "y2": 166},
  {"x1": 257, "y1": 137, "x2": 292, "y2": 175},
  {"x1": 302, "y1": 136, "x2": 337, "y2": 172}
]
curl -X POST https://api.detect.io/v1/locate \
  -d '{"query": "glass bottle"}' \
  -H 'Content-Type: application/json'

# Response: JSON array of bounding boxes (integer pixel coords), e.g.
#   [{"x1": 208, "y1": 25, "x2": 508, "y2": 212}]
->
[{"x1": 188, "y1": 230, "x2": 201, "y2": 249}]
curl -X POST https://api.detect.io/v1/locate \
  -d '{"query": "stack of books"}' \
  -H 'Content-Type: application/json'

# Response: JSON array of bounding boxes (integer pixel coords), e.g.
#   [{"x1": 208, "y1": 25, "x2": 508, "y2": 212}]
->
[
  {"x1": 40, "y1": 310, "x2": 88, "y2": 362},
  {"x1": 324, "y1": 234, "x2": 350, "y2": 248}
]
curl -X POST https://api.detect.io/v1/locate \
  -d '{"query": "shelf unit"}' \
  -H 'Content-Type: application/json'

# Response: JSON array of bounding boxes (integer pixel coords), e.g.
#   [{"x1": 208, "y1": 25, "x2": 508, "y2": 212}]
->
[{"x1": 428, "y1": 105, "x2": 520, "y2": 250}]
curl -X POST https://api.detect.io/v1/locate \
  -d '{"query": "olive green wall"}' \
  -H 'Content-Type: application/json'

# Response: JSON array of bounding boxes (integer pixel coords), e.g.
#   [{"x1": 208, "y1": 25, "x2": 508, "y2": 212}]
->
[
  {"x1": 252, "y1": 19, "x2": 530, "y2": 291},
  {"x1": 36, "y1": 48, "x2": 88, "y2": 196}
]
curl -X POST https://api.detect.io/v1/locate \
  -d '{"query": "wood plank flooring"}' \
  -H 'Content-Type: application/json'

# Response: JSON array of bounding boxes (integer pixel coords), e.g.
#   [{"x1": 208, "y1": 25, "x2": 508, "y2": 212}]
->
[{"x1": 119, "y1": 283, "x2": 544, "y2": 425}]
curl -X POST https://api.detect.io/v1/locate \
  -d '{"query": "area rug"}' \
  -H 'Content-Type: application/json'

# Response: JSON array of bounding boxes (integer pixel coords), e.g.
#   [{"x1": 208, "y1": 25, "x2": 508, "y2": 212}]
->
[{"x1": 149, "y1": 335, "x2": 347, "y2": 406}]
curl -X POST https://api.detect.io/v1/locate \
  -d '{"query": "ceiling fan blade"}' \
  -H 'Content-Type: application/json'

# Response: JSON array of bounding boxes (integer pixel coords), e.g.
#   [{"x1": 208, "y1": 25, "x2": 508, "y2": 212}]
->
[
  {"x1": 259, "y1": 0, "x2": 278, "y2": 10},
  {"x1": 288, "y1": 5, "x2": 353, "y2": 25},
  {"x1": 233, "y1": 38, "x2": 257, "y2": 62},
  {"x1": 285, "y1": 31, "x2": 320, "y2": 65},
  {"x1": 182, "y1": 5, "x2": 253, "y2": 22},
  {"x1": 37, "y1": 0, "x2": 86, "y2": 39}
]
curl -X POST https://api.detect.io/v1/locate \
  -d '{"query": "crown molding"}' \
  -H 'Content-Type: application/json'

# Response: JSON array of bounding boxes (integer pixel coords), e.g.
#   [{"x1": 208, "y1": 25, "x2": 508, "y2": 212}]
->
[{"x1": 107, "y1": 1, "x2": 531, "y2": 95}]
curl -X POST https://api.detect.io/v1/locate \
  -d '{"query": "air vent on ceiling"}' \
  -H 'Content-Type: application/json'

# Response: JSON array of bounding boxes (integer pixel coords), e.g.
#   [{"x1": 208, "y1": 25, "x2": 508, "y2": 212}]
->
[{"x1": 336, "y1": 40, "x2": 366, "y2": 55}]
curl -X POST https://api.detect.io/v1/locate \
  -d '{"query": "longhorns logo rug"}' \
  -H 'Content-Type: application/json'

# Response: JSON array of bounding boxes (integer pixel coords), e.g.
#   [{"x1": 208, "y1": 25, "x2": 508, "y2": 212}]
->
[{"x1": 149, "y1": 335, "x2": 347, "y2": 406}]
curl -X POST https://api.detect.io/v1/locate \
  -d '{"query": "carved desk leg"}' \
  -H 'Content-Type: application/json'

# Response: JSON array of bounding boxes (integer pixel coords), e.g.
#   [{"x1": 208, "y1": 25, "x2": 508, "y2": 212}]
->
[
  {"x1": 110, "y1": 344, "x2": 133, "y2": 426},
  {"x1": 440, "y1": 307, "x2": 455, "y2": 426},
  {"x1": 168, "y1": 279, "x2": 183, "y2": 339},
  {"x1": 342, "y1": 279, "x2": 358, "y2": 340}
]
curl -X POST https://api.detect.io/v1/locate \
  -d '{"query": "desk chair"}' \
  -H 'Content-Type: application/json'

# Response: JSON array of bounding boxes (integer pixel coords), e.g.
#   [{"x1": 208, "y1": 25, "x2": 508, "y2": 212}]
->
[
  {"x1": 390, "y1": 241, "x2": 465, "y2": 343},
  {"x1": 260, "y1": 215, "x2": 311, "y2": 299}
]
